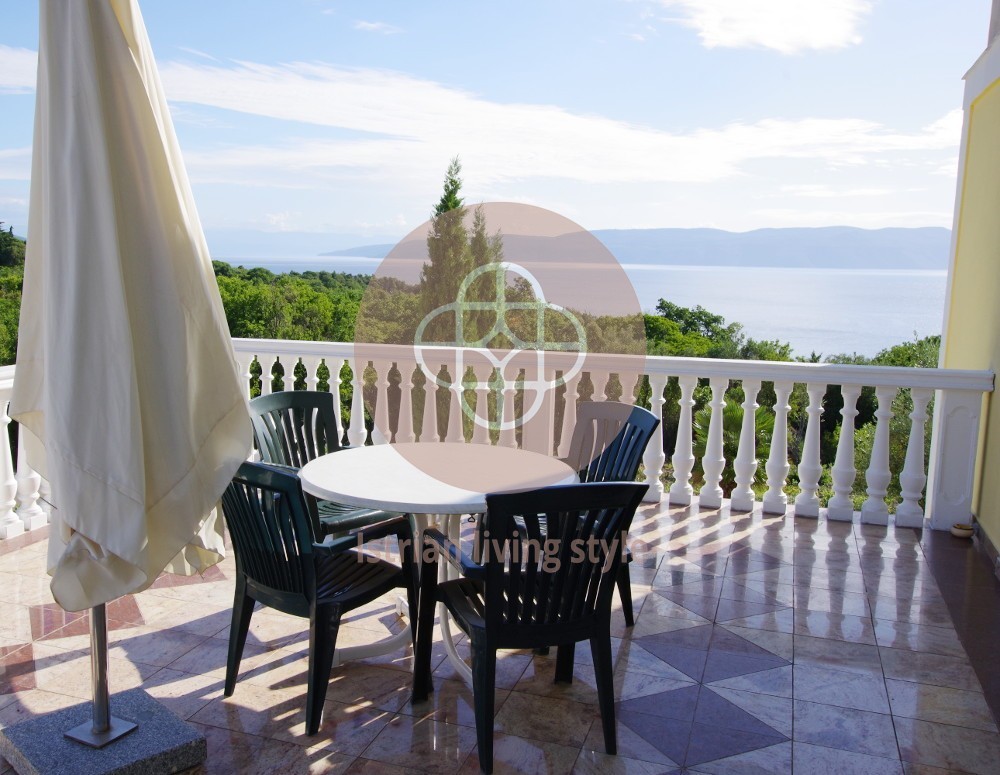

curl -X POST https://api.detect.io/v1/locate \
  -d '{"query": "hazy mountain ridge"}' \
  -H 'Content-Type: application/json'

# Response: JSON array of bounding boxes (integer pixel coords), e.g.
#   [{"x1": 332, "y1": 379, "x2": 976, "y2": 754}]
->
[{"x1": 320, "y1": 226, "x2": 950, "y2": 270}]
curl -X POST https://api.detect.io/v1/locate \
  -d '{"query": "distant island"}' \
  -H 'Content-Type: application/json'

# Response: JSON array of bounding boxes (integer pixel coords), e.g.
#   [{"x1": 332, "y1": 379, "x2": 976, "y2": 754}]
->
[{"x1": 321, "y1": 226, "x2": 950, "y2": 271}]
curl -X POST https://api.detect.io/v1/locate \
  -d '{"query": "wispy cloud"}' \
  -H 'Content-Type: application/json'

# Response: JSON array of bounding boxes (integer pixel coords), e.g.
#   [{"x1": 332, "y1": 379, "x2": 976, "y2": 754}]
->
[
  {"x1": 0, "y1": 148, "x2": 32, "y2": 181},
  {"x1": 0, "y1": 46, "x2": 37, "y2": 93},
  {"x1": 354, "y1": 21, "x2": 402, "y2": 35},
  {"x1": 155, "y1": 58, "x2": 959, "y2": 189},
  {"x1": 657, "y1": 0, "x2": 873, "y2": 54}
]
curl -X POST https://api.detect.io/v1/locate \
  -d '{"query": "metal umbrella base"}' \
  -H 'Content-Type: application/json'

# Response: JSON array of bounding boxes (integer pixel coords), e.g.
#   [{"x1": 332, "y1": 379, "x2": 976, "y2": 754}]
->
[{"x1": 63, "y1": 605, "x2": 137, "y2": 748}]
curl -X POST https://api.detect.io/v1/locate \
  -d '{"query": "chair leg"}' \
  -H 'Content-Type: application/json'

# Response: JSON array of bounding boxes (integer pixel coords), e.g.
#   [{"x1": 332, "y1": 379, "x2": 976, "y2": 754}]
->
[
  {"x1": 224, "y1": 577, "x2": 255, "y2": 696},
  {"x1": 412, "y1": 557, "x2": 438, "y2": 702},
  {"x1": 306, "y1": 604, "x2": 341, "y2": 735},
  {"x1": 554, "y1": 643, "x2": 575, "y2": 684},
  {"x1": 471, "y1": 637, "x2": 497, "y2": 775},
  {"x1": 616, "y1": 562, "x2": 635, "y2": 627},
  {"x1": 590, "y1": 628, "x2": 617, "y2": 755}
]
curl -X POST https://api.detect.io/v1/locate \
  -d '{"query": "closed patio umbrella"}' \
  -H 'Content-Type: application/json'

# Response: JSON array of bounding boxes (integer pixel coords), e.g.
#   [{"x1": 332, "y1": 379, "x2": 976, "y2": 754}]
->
[{"x1": 9, "y1": 0, "x2": 251, "y2": 747}]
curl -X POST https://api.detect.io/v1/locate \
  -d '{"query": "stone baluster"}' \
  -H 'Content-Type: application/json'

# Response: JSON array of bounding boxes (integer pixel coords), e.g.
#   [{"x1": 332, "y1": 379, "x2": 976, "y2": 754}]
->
[
  {"x1": 499, "y1": 374, "x2": 517, "y2": 448},
  {"x1": 424, "y1": 368, "x2": 441, "y2": 443},
  {"x1": 699, "y1": 377, "x2": 728, "y2": 509},
  {"x1": 827, "y1": 384, "x2": 862, "y2": 521},
  {"x1": 641, "y1": 373, "x2": 668, "y2": 502},
  {"x1": 895, "y1": 388, "x2": 933, "y2": 528},
  {"x1": 258, "y1": 355, "x2": 278, "y2": 395},
  {"x1": 16, "y1": 426, "x2": 46, "y2": 531},
  {"x1": 762, "y1": 381, "x2": 794, "y2": 515},
  {"x1": 327, "y1": 357, "x2": 345, "y2": 444},
  {"x1": 591, "y1": 371, "x2": 609, "y2": 403},
  {"x1": 396, "y1": 363, "x2": 416, "y2": 444},
  {"x1": 445, "y1": 369, "x2": 464, "y2": 443},
  {"x1": 794, "y1": 384, "x2": 826, "y2": 518},
  {"x1": 236, "y1": 353, "x2": 256, "y2": 400},
  {"x1": 302, "y1": 356, "x2": 321, "y2": 392},
  {"x1": 371, "y1": 360, "x2": 391, "y2": 444},
  {"x1": 861, "y1": 386, "x2": 896, "y2": 525},
  {"x1": 522, "y1": 365, "x2": 556, "y2": 455},
  {"x1": 346, "y1": 355, "x2": 367, "y2": 447},
  {"x1": 557, "y1": 372, "x2": 581, "y2": 459},
  {"x1": 731, "y1": 379, "x2": 761, "y2": 513},
  {"x1": 669, "y1": 375, "x2": 697, "y2": 505},
  {"x1": 472, "y1": 369, "x2": 491, "y2": 445},
  {"x1": 0, "y1": 401, "x2": 22, "y2": 539}
]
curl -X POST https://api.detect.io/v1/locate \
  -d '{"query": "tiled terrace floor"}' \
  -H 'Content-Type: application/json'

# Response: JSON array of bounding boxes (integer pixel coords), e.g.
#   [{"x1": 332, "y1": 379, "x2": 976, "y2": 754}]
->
[{"x1": 2, "y1": 502, "x2": 1000, "y2": 774}]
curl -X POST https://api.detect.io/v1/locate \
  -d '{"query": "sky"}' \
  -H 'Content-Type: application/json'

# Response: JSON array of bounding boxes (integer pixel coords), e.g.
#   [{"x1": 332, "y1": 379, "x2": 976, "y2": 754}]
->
[{"x1": 0, "y1": 0, "x2": 994, "y2": 252}]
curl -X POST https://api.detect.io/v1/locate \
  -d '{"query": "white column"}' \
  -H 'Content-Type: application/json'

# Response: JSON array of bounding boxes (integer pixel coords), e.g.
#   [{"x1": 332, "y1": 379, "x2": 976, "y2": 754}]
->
[
  {"x1": 328, "y1": 357, "x2": 345, "y2": 435},
  {"x1": 669, "y1": 375, "x2": 697, "y2": 505},
  {"x1": 794, "y1": 383, "x2": 825, "y2": 518},
  {"x1": 371, "y1": 360, "x2": 391, "y2": 444},
  {"x1": 861, "y1": 386, "x2": 896, "y2": 525},
  {"x1": 302, "y1": 356, "x2": 321, "y2": 392},
  {"x1": 699, "y1": 377, "x2": 728, "y2": 509},
  {"x1": 896, "y1": 388, "x2": 933, "y2": 528},
  {"x1": 731, "y1": 379, "x2": 761, "y2": 513},
  {"x1": 827, "y1": 384, "x2": 861, "y2": 522},
  {"x1": 762, "y1": 381, "x2": 794, "y2": 515},
  {"x1": 236, "y1": 353, "x2": 255, "y2": 401},
  {"x1": 471, "y1": 368, "x2": 491, "y2": 445},
  {"x1": 522, "y1": 365, "x2": 556, "y2": 455},
  {"x1": 926, "y1": 388, "x2": 983, "y2": 530},
  {"x1": 591, "y1": 371, "x2": 609, "y2": 403},
  {"x1": 347, "y1": 356, "x2": 367, "y2": 447},
  {"x1": 499, "y1": 377, "x2": 517, "y2": 448},
  {"x1": 258, "y1": 355, "x2": 277, "y2": 395},
  {"x1": 0, "y1": 401, "x2": 22, "y2": 539},
  {"x1": 16, "y1": 426, "x2": 46, "y2": 531},
  {"x1": 397, "y1": 363, "x2": 416, "y2": 444},
  {"x1": 445, "y1": 368, "x2": 464, "y2": 443},
  {"x1": 641, "y1": 374, "x2": 668, "y2": 503},
  {"x1": 557, "y1": 372, "x2": 580, "y2": 459},
  {"x1": 424, "y1": 369, "x2": 441, "y2": 443}
]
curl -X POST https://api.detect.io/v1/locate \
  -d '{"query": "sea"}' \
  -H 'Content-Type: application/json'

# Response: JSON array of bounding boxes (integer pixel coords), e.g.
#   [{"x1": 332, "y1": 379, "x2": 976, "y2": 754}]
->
[{"x1": 218, "y1": 255, "x2": 948, "y2": 359}]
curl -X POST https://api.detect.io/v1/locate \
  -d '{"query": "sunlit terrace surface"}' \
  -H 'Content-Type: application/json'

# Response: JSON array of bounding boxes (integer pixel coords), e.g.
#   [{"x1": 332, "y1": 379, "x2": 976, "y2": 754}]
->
[{"x1": 2, "y1": 498, "x2": 999, "y2": 774}]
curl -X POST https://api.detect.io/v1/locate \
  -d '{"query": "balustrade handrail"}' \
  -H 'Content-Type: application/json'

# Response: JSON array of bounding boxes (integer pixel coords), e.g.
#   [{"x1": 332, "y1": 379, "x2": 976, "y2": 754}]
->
[{"x1": 231, "y1": 338, "x2": 995, "y2": 392}]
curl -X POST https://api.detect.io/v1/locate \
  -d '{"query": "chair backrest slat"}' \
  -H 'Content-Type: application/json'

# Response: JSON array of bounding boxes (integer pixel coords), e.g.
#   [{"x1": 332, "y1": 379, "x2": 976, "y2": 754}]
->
[
  {"x1": 220, "y1": 462, "x2": 317, "y2": 599},
  {"x1": 481, "y1": 483, "x2": 646, "y2": 635},
  {"x1": 567, "y1": 402, "x2": 660, "y2": 484},
  {"x1": 250, "y1": 391, "x2": 342, "y2": 469}
]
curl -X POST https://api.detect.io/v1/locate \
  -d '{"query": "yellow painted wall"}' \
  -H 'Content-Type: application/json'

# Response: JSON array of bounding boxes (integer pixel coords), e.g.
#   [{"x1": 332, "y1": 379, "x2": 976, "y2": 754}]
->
[{"x1": 942, "y1": 76, "x2": 1000, "y2": 543}]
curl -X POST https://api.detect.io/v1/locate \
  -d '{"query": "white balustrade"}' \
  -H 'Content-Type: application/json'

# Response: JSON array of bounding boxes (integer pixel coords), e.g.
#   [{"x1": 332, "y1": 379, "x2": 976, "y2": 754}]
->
[
  {"x1": 642, "y1": 374, "x2": 669, "y2": 502},
  {"x1": 794, "y1": 383, "x2": 825, "y2": 518},
  {"x1": 763, "y1": 381, "x2": 793, "y2": 515},
  {"x1": 472, "y1": 372, "x2": 491, "y2": 445},
  {"x1": 16, "y1": 425, "x2": 46, "y2": 531},
  {"x1": 861, "y1": 386, "x2": 896, "y2": 525},
  {"x1": 499, "y1": 381, "x2": 517, "y2": 448},
  {"x1": 896, "y1": 388, "x2": 933, "y2": 528},
  {"x1": 175, "y1": 340, "x2": 997, "y2": 538},
  {"x1": 827, "y1": 384, "x2": 861, "y2": 521},
  {"x1": 731, "y1": 379, "x2": 761, "y2": 512},
  {"x1": 0, "y1": 397, "x2": 21, "y2": 539},
  {"x1": 699, "y1": 377, "x2": 728, "y2": 509},
  {"x1": 669, "y1": 375, "x2": 697, "y2": 505}
]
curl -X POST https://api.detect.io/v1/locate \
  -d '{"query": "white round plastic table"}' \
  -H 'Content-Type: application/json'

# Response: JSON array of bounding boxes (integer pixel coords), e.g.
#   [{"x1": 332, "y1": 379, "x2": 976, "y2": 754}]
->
[{"x1": 299, "y1": 442, "x2": 577, "y2": 682}]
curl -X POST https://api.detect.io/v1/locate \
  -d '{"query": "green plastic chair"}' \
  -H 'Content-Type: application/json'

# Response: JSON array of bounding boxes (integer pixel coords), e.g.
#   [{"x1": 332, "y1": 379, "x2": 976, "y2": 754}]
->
[
  {"x1": 413, "y1": 482, "x2": 648, "y2": 774},
  {"x1": 565, "y1": 402, "x2": 660, "y2": 627},
  {"x1": 220, "y1": 462, "x2": 417, "y2": 735},
  {"x1": 249, "y1": 390, "x2": 399, "y2": 535}
]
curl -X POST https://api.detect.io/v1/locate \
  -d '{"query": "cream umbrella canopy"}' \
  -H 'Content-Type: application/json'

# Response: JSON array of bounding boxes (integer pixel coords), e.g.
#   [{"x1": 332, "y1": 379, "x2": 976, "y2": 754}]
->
[{"x1": 9, "y1": 0, "x2": 251, "y2": 745}]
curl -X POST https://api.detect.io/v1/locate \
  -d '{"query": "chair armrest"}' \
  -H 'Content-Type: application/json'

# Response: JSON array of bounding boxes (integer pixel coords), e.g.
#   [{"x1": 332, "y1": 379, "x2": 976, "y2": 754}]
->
[
  {"x1": 422, "y1": 528, "x2": 485, "y2": 580},
  {"x1": 315, "y1": 515, "x2": 413, "y2": 556}
]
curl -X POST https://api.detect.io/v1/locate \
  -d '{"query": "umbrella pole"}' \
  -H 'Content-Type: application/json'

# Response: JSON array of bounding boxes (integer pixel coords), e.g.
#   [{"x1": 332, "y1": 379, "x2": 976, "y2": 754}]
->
[{"x1": 64, "y1": 604, "x2": 138, "y2": 748}]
